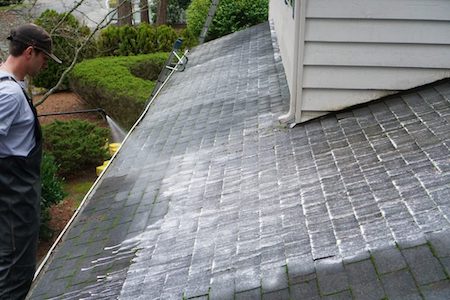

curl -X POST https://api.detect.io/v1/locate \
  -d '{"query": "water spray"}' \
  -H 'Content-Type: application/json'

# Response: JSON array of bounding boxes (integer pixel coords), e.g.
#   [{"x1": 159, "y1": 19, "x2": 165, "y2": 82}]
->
[{"x1": 38, "y1": 108, "x2": 126, "y2": 142}]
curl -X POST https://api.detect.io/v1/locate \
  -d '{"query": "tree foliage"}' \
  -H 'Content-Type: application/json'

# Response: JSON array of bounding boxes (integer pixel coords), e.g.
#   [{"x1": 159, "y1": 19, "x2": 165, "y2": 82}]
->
[
  {"x1": 151, "y1": 0, "x2": 189, "y2": 25},
  {"x1": 33, "y1": 9, "x2": 96, "y2": 89},
  {"x1": 186, "y1": 0, "x2": 268, "y2": 41},
  {"x1": 185, "y1": 0, "x2": 210, "y2": 38}
]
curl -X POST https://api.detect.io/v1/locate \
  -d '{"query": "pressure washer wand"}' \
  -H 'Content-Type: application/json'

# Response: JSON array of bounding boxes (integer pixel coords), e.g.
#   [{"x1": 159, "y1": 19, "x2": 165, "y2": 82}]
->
[{"x1": 38, "y1": 108, "x2": 107, "y2": 120}]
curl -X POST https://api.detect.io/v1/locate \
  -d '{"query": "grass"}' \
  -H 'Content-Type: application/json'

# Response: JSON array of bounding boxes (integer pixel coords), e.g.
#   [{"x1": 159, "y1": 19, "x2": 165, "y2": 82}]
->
[{"x1": 64, "y1": 171, "x2": 97, "y2": 206}]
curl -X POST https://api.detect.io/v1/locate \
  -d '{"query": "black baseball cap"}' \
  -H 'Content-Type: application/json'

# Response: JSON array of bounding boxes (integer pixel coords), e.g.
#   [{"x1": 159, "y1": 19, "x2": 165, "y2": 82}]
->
[{"x1": 7, "y1": 23, "x2": 62, "y2": 64}]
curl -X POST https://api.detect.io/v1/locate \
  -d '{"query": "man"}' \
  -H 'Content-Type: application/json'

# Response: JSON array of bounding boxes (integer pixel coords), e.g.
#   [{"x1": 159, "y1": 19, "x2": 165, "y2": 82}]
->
[{"x1": 0, "y1": 23, "x2": 61, "y2": 299}]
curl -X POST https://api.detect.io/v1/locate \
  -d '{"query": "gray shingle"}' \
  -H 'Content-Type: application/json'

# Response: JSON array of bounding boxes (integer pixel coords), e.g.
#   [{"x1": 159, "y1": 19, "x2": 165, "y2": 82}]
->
[
  {"x1": 402, "y1": 244, "x2": 447, "y2": 285},
  {"x1": 381, "y1": 269, "x2": 421, "y2": 300}
]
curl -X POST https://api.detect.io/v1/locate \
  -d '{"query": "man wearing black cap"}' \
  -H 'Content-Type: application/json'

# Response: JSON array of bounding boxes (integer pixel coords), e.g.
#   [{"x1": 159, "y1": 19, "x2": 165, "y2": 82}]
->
[{"x1": 0, "y1": 23, "x2": 61, "y2": 299}]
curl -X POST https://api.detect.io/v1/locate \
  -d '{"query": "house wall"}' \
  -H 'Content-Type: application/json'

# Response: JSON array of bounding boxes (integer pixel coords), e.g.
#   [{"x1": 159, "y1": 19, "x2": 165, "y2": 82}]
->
[
  {"x1": 268, "y1": 0, "x2": 296, "y2": 93},
  {"x1": 270, "y1": 0, "x2": 450, "y2": 123}
]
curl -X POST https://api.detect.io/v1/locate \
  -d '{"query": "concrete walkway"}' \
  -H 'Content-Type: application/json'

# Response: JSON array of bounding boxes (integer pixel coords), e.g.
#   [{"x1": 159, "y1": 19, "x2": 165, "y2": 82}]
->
[
  {"x1": 26, "y1": 0, "x2": 110, "y2": 28},
  {"x1": 29, "y1": 22, "x2": 450, "y2": 299}
]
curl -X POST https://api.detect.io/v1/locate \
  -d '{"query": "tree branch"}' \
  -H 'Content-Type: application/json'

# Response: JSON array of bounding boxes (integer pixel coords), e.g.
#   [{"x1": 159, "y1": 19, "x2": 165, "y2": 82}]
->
[
  {"x1": 35, "y1": 7, "x2": 119, "y2": 107},
  {"x1": 49, "y1": 0, "x2": 86, "y2": 36}
]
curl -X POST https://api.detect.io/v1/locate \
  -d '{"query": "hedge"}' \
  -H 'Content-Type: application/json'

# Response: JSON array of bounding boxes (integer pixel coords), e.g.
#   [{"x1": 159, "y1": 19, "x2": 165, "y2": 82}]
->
[{"x1": 69, "y1": 53, "x2": 168, "y2": 129}]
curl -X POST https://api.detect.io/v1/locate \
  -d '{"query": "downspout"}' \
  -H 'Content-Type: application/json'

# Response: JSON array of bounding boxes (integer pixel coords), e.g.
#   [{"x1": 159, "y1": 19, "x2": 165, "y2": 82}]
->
[{"x1": 279, "y1": 0, "x2": 307, "y2": 125}]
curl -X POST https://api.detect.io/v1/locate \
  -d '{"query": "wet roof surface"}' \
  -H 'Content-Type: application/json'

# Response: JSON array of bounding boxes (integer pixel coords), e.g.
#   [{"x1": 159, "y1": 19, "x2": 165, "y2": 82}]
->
[{"x1": 30, "y1": 22, "x2": 450, "y2": 299}]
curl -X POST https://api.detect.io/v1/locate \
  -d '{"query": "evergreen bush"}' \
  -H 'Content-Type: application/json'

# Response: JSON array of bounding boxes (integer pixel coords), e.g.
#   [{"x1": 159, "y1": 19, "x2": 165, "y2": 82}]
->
[
  {"x1": 155, "y1": 25, "x2": 178, "y2": 51},
  {"x1": 97, "y1": 23, "x2": 179, "y2": 57},
  {"x1": 136, "y1": 23, "x2": 158, "y2": 54},
  {"x1": 69, "y1": 53, "x2": 168, "y2": 128},
  {"x1": 33, "y1": 9, "x2": 96, "y2": 89},
  {"x1": 186, "y1": 0, "x2": 269, "y2": 41},
  {"x1": 42, "y1": 120, "x2": 110, "y2": 176},
  {"x1": 40, "y1": 153, "x2": 66, "y2": 240}
]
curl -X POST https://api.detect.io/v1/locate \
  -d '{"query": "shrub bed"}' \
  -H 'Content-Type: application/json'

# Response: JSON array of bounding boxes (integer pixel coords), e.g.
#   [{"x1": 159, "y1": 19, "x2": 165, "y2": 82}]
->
[
  {"x1": 42, "y1": 120, "x2": 110, "y2": 176},
  {"x1": 69, "y1": 53, "x2": 168, "y2": 129}
]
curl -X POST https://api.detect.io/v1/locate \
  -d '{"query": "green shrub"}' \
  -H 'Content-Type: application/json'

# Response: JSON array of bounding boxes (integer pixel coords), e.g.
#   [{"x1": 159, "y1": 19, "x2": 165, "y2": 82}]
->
[
  {"x1": 136, "y1": 23, "x2": 158, "y2": 54},
  {"x1": 33, "y1": 9, "x2": 96, "y2": 89},
  {"x1": 69, "y1": 53, "x2": 168, "y2": 128},
  {"x1": 40, "y1": 153, "x2": 67, "y2": 240},
  {"x1": 96, "y1": 25, "x2": 123, "y2": 56},
  {"x1": 97, "y1": 23, "x2": 179, "y2": 57},
  {"x1": 42, "y1": 120, "x2": 110, "y2": 176},
  {"x1": 186, "y1": 0, "x2": 269, "y2": 41},
  {"x1": 117, "y1": 25, "x2": 138, "y2": 56},
  {"x1": 155, "y1": 25, "x2": 178, "y2": 51},
  {"x1": 179, "y1": 27, "x2": 198, "y2": 49}
]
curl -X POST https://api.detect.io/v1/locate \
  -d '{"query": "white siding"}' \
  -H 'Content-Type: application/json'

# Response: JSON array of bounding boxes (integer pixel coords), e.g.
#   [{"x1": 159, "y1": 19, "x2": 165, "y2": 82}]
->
[
  {"x1": 303, "y1": 67, "x2": 450, "y2": 90},
  {"x1": 269, "y1": 1, "x2": 296, "y2": 92},
  {"x1": 302, "y1": 89, "x2": 398, "y2": 111},
  {"x1": 270, "y1": 0, "x2": 450, "y2": 123},
  {"x1": 306, "y1": 0, "x2": 450, "y2": 21},
  {"x1": 305, "y1": 19, "x2": 450, "y2": 44},
  {"x1": 304, "y1": 43, "x2": 450, "y2": 69}
]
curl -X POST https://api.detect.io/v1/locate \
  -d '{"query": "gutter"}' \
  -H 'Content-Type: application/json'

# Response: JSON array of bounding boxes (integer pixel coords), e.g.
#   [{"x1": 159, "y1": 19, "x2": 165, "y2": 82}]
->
[{"x1": 278, "y1": 0, "x2": 307, "y2": 125}]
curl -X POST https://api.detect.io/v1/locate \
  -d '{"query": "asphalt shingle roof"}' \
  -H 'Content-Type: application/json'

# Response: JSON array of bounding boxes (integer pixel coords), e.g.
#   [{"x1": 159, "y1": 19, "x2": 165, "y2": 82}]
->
[{"x1": 30, "y1": 22, "x2": 450, "y2": 299}]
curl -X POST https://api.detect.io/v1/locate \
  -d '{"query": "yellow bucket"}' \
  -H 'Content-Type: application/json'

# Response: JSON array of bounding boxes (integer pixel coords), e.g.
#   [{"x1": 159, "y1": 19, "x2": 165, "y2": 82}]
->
[
  {"x1": 109, "y1": 143, "x2": 121, "y2": 156},
  {"x1": 96, "y1": 160, "x2": 110, "y2": 176}
]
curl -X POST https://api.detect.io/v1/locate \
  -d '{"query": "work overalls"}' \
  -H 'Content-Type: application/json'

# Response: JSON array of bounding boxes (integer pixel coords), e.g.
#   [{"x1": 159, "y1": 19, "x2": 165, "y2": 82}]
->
[{"x1": 0, "y1": 76, "x2": 42, "y2": 300}]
